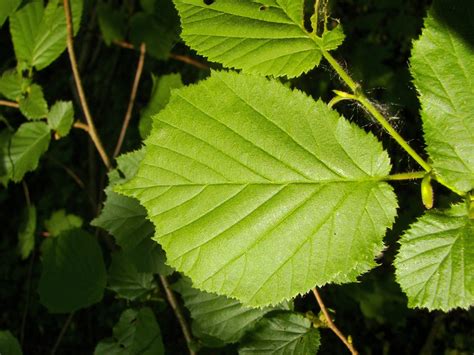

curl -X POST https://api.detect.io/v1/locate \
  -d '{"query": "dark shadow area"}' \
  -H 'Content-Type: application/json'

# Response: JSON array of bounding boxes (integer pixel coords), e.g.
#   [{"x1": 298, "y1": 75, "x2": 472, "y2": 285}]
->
[{"x1": 431, "y1": 0, "x2": 474, "y2": 49}]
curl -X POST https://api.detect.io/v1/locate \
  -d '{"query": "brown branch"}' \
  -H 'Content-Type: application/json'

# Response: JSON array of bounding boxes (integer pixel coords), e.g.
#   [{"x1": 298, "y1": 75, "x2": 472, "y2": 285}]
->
[
  {"x1": 73, "y1": 121, "x2": 89, "y2": 133},
  {"x1": 50, "y1": 312, "x2": 74, "y2": 355},
  {"x1": 113, "y1": 43, "x2": 146, "y2": 158},
  {"x1": 169, "y1": 53, "x2": 209, "y2": 70},
  {"x1": 112, "y1": 40, "x2": 208, "y2": 70},
  {"x1": 0, "y1": 99, "x2": 19, "y2": 108},
  {"x1": 63, "y1": 0, "x2": 112, "y2": 170},
  {"x1": 113, "y1": 39, "x2": 135, "y2": 50},
  {"x1": 159, "y1": 275, "x2": 196, "y2": 355},
  {"x1": 312, "y1": 288, "x2": 358, "y2": 355}
]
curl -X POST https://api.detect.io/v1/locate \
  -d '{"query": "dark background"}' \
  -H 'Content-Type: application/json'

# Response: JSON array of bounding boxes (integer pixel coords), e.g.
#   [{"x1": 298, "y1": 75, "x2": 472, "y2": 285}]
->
[{"x1": 0, "y1": 0, "x2": 472, "y2": 354}]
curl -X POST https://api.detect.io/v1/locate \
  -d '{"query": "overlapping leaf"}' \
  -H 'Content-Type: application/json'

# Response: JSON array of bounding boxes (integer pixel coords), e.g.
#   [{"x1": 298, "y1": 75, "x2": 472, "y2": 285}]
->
[
  {"x1": 18, "y1": 205, "x2": 36, "y2": 260},
  {"x1": 410, "y1": 0, "x2": 474, "y2": 193},
  {"x1": 174, "y1": 277, "x2": 288, "y2": 343},
  {"x1": 117, "y1": 71, "x2": 397, "y2": 306},
  {"x1": 239, "y1": 312, "x2": 320, "y2": 354},
  {"x1": 173, "y1": 0, "x2": 344, "y2": 77},
  {"x1": 108, "y1": 252, "x2": 155, "y2": 300},
  {"x1": 395, "y1": 204, "x2": 474, "y2": 311},
  {"x1": 94, "y1": 308, "x2": 164, "y2": 355},
  {"x1": 93, "y1": 150, "x2": 173, "y2": 275},
  {"x1": 9, "y1": 0, "x2": 83, "y2": 70},
  {"x1": 44, "y1": 210, "x2": 83, "y2": 237},
  {"x1": 18, "y1": 84, "x2": 48, "y2": 119},
  {"x1": 39, "y1": 229, "x2": 106, "y2": 313},
  {"x1": 0, "y1": 121, "x2": 51, "y2": 185}
]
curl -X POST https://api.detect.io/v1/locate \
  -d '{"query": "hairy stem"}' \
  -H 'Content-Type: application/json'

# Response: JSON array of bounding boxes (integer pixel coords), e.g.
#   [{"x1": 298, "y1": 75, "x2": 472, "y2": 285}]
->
[
  {"x1": 312, "y1": 288, "x2": 358, "y2": 355},
  {"x1": 321, "y1": 51, "x2": 430, "y2": 168},
  {"x1": 113, "y1": 43, "x2": 146, "y2": 157},
  {"x1": 321, "y1": 51, "x2": 466, "y2": 196},
  {"x1": 63, "y1": 0, "x2": 112, "y2": 170},
  {"x1": 386, "y1": 171, "x2": 426, "y2": 181},
  {"x1": 159, "y1": 275, "x2": 196, "y2": 355}
]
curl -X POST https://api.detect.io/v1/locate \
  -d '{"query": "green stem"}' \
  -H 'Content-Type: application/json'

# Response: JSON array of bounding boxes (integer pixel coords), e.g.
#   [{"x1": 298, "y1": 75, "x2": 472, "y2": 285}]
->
[
  {"x1": 386, "y1": 172, "x2": 426, "y2": 181},
  {"x1": 356, "y1": 95, "x2": 432, "y2": 172},
  {"x1": 321, "y1": 51, "x2": 430, "y2": 172},
  {"x1": 321, "y1": 51, "x2": 467, "y2": 197}
]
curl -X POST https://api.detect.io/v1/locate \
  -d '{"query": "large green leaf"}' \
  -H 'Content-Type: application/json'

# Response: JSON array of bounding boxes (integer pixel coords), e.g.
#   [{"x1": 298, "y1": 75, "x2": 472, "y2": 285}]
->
[
  {"x1": 173, "y1": 0, "x2": 344, "y2": 77},
  {"x1": 93, "y1": 150, "x2": 173, "y2": 275},
  {"x1": 174, "y1": 277, "x2": 287, "y2": 343},
  {"x1": 18, "y1": 205, "x2": 36, "y2": 260},
  {"x1": 117, "y1": 71, "x2": 397, "y2": 306},
  {"x1": 94, "y1": 308, "x2": 164, "y2": 355},
  {"x1": 0, "y1": 121, "x2": 51, "y2": 185},
  {"x1": 0, "y1": 330, "x2": 22, "y2": 355},
  {"x1": 108, "y1": 252, "x2": 155, "y2": 300},
  {"x1": 0, "y1": 0, "x2": 21, "y2": 27},
  {"x1": 39, "y1": 229, "x2": 106, "y2": 313},
  {"x1": 9, "y1": 0, "x2": 83, "y2": 70},
  {"x1": 395, "y1": 203, "x2": 474, "y2": 311},
  {"x1": 239, "y1": 312, "x2": 320, "y2": 354},
  {"x1": 410, "y1": 0, "x2": 474, "y2": 193}
]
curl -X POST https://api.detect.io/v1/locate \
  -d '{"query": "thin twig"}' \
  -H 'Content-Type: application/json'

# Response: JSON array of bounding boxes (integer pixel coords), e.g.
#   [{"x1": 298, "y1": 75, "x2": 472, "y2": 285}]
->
[
  {"x1": 159, "y1": 275, "x2": 196, "y2": 355},
  {"x1": 20, "y1": 249, "x2": 35, "y2": 346},
  {"x1": 73, "y1": 121, "x2": 89, "y2": 133},
  {"x1": 312, "y1": 288, "x2": 358, "y2": 355},
  {"x1": 112, "y1": 40, "x2": 208, "y2": 70},
  {"x1": 113, "y1": 39, "x2": 134, "y2": 50},
  {"x1": 113, "y1": 43, "x2": 146, "y2": 158},
  {"x1": 169, "y1": 53, "x2": 209, "y2": 70},
  {"x1": 22, "y1": 181, "x2": 31, "y2": 206},
  {"x1": 0, "y1": 99, "x2": 19, "y2": 108},
  {"x1": 51, "y1": 312, "x2": 74, "y2": 355},
  {"x1": 63, "y1": 0, "x2": 112, "y2": 170}
]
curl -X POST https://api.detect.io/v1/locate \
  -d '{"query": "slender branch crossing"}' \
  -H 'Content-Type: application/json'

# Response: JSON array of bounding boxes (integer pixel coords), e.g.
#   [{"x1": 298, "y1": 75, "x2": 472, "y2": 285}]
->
[
  {"x1": 113, "y1": 43, "x2": 146, "y2": 158},
  {"x1": 63, "y1": 0, "x2": 111, "y2": 170},
  {"x1": 0, "y1": 100, "x2": 19, "y2": 108},
  {"x1": 312, "y1": 288, "x2": 358, "y2": 355},
  {"x1": 159, "y1": 275, "x2": 196, "y2": 355}
]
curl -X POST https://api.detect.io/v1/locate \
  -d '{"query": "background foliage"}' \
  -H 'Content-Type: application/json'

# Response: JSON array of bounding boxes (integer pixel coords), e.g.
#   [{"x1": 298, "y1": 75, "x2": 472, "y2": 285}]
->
[{"x1": 0, "y1": 0, "x2": 472, "y2": 354}]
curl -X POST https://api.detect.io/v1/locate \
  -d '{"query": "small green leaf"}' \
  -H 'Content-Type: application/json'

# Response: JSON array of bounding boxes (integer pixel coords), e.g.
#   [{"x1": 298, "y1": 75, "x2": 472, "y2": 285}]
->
[
  {"x1": 47, "y1": 101, "x2": 74, "y2": 137},
  {"x1": 139, "y1": 73, "x2": 184, "y2": 139},
  {"x1": 39, "y1": 229, "x2": 106, "y2": 313},
  {"x1": 97, "y1": 3, "x2": 126, "y2": 45},
  {"x1": 129, "y1": 1, "x2": 180, "y2": 60},
  {"x1": 18, "y1": 205, "x2": 36, "y2": 260},
  {"x1": 0, "y1": 330, "x2": 22, "y2": 355},
  {"x1": 0, "y1": 69, "x2": 25, "y2": 101},
  {"x1": 108, "y1": 252, "x2": 155, "y2": 300},
  {"x1": 0, "y1": 121, "x2": 51, "y2": 185},
  {"x1": 239, "y1": 312, "x2": 320, "y2": 354},
  {"x1": 19, "y1": 84, "x2": 48, "y2": 119},
  {"x1": 93, "y1": 150, "x2": 173, "y2": 275},
  {"x1": 44, "y1": 209, "x2": 83, "y2": 237},
  {"x1": 9, "y1": 0, "x2": 83, "y2": 70},
  {"x1": 94, "y1": 308, "x2": 164, "y2": 355},
  {"x1": 174, "y1": 277, "x2": 287, "y2": 343},
  {"x1": 173, "y1": 0, "x2": 345, "y2": 77},
  {"x1": 0, "y1": 0, "x2": 21, "y2": 27},
  {"x1": 117, "y1": 71, "x2": 397, "y2": 306},
  {"x1": 395, "y1": 203, "x2": 474, "y2": 311},
  {"x1": 410, "y1": 1, "x2": 474, "y2": 193}
]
